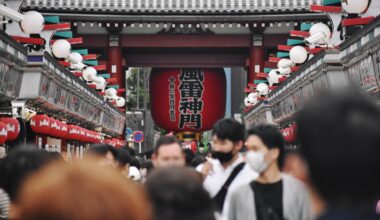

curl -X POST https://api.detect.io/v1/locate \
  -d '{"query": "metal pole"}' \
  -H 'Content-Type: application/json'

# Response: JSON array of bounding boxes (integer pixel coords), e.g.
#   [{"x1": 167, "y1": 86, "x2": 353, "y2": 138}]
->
[
  {"x1": 143, "y1": 69, "x2": 147, "y2": 111},
  {"x1": 139, "y1": 142, "x2": 142, "y2": 153},
  {"x1": 137, "y1": 68, "x2": 140, "y2": 109},
  {"x1": 143, "y1": 69, "x2": 148, "y2": 151}
]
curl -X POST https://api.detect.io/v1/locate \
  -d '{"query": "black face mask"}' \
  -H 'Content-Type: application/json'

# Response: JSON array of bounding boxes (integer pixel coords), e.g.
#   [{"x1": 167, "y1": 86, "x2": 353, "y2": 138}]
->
[{"x1": 211, "y1": 150, "x2": 234, "y2": 163}]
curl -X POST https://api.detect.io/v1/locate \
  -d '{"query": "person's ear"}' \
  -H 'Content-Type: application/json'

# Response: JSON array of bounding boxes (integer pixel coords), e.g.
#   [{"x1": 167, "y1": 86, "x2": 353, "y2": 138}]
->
[
  {"x1": 269, "y1": 148, "x2": 280, "y2": 160},
  {"x1": 151, "y1": 153, "x2": 158, "y2": 166},
  {"x1": 234, "y1": 140, "x2": 243, "y2": 152}
]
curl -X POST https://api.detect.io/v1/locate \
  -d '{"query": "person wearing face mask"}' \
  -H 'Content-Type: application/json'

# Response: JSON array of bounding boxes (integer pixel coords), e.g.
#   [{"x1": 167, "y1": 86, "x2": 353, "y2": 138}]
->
[
  {"x1": 227, "y1": 124, "x2": 312, "y2": 220},
  {"x1": 196, "y1": 118, "x2": 257, "y2": 217}
]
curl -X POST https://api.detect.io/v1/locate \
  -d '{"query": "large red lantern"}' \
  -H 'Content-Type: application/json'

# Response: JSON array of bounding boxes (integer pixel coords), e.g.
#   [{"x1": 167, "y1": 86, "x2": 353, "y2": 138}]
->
[
  {"x1": 0, "y1": 122, "x2": 7, "y2": 144},
  {"x1": 282, "y1": 124, "x2": 297, "y2": 143},
  {"x1": 150, "y1": 68, "x2": 226, "y2": 131},
  {"x1": 0, "y1": 118, "x2": 20, "y2": 141},
  {"x1": 30, "y1": 115, "x2": 51, "y2": 135}
]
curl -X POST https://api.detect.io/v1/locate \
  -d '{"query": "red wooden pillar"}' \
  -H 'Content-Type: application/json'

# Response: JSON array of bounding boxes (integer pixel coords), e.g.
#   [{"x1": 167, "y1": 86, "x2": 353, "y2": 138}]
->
[
  {"x1": 249, "y1": 35, "x2": 264, "y2": 84},
  {"x1": 107, "y1": 35, "x2": 125, "y2": 97}
]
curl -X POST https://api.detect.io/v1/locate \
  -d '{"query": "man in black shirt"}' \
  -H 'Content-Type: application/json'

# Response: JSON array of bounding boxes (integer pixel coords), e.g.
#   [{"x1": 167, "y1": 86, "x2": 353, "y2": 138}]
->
[
  {"x1": 227, "y1": 124, "x2": 311, "y2": 220},
  {"x1": 253, "y1": 180, "x2": 283, "y2": 220}
]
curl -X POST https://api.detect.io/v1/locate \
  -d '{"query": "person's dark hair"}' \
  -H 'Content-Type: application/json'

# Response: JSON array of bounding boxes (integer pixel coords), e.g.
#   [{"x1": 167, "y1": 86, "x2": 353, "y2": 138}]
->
[
  {"x1": 191, "y1": 155, "x2": 207, "y2": 168},
  {"x1": 145, "y1": 167, "x2": 215, "y2": 220},
  {"x1": 0, "y1": 147, "x2": 57, "y2": 201},
  {"x1": 296, "y1": 88, "x2": 380, "y2": 210},
  {"x1": 88, "y1": 143, "x2": 112, "y2": 156},
  {"x1": 212, "y1": 118, "x2": 245, "y2": 142},
  {"x1": 130, "y1": 157, "x2": 142, "y2": 170},
  {"x1": 48, "y1": 152, "x2": 64, "y2": 161},
  {"x1": 154, "y1": 136, "x2": 183, "y2": 155},
  {"x1": 125, "y1": 147, "x2": 137, "y2": 157},
  {"x1": 143, "y1": 148, "x2": 154, "y2": 160},
  {"x1": 87, "y1": 143, "x2": 118, "y2": 159},
  {"x1": 141, "y1": 160, "x2": 154, "y2": 174},
  {"x1": 184, "y1": 149, "x2": 195, "y2": 166},
  {"x1": 247, "y1": 124, "x2": 285, "y2": 168},
  {"x1": 115, "y1": 148, "x2": 132, "y2": 167}
]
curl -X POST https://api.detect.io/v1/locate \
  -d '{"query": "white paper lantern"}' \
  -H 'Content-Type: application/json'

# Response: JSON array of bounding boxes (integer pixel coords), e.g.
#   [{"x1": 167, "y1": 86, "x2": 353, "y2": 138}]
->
[
  {"x1": 93, "y1": 77, "x2": 106, "y2": 90},
  {"x1": 309, "y1": 23, "x2": 332, "y2": 45},
  {"x1": 256, "y1": 83, "x2": 269, "y2": 96},
  {"x1": 290, "y1": 46, "x2": 308, "y2": 64},
  {"x1": 68, "y1": 52, "x2": 83, "y2": 64},
  {"x1": 116, "y1": 97, "x2": 126, "y2": 107},
  {"x1": 342, "y1": 0, "x2": 369, "y2": 14},
  {"x1": 105, "y1": 88, "x2": 117, "y2": 98},
  {"x1": 248, "y1": 92, "x2": 257, "y2": 101},
  {"x1": 267, "y1": 70, "x2": 282, "y2": 86},
  {"x1": 20, "y1": 11, "x2": 44, "y2": 34},
  {"x1": 244, "y1": 97, "x2": 253, "y2": 107},
  {"x1": 277, "y1": 68, "x2": 292, "y2": 77},
  {"x1": 277, "y1": 59, "x2": 293, "y2": 69},
  {"x1": 51, "y1": 40, "x2": 71, "y2": 59},
  {"x1": 247, "y1": 92, "x2": 258, "y2": 105},
  {"x1": 70, "y1": 62, "x2": 87, "y2": 71},
  {"x1": 92, "y1": 76, "x2": 105, "y2": 84},
  {"x1": 82, "y1": 67, "x2": 97, "y2": 82}
]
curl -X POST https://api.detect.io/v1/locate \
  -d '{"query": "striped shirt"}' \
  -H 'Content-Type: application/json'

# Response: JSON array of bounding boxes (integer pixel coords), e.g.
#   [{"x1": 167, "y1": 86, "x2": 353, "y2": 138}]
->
[{"x1": 0, "y1": 189, "x2": 10, "y2": 219}]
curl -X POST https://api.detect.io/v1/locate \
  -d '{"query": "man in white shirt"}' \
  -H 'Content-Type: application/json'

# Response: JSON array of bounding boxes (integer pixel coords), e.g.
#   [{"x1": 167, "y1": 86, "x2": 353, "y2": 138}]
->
[{"x1": 196, "y1": 118, "x2": 257, "y2": 217}]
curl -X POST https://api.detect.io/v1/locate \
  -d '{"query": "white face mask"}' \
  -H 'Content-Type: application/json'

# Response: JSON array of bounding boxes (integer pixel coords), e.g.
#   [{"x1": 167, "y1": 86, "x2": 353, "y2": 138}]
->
[{"x1": 246, "y1": 151, "x2": 269, "y2": 174}]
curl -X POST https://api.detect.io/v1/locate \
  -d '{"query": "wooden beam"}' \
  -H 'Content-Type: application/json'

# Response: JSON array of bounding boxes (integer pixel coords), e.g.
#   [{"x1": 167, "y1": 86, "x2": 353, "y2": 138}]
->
[{"x1": 122, "y1": 35, "x2": 251, "y2": 48}]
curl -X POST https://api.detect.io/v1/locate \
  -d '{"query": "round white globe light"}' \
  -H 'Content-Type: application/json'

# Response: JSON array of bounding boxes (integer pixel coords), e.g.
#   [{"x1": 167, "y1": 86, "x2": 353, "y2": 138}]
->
[
  {"x1": 93, "y1": 77, "x2": 106, "y2": 90},
  {"x1": 71, "y1": 62, "x2": 87, "y2": 71},
  {"x1": 82, "y1": 67, "x2": 97, "y2": 82},
  {"x1": 248, "y1": 92, "x2": 258, "y2": 106},
  {"x1": 116, "y1": 97, "x2": 126, "y2": 107},
  {"x1": 105, "y1": 88, "x2": 117, "y2": 98},
  {"x1": 111, "y1": 93, "x2": 119, "y2": 100},
  {"x1": 244, "y1": 97, "x2": 253, "y2": 107},
  {"x1": 268, "y1": 70, "x2": 281, "y2": 86},
  {"x1": 51, "y1": 39, "x2": 71, "y2": 59},
  {"x1": 248, "y1": 92, "x2": 257, "y2": 101},
  {"x1": 290, "y1": 46, "x2": 308, "y2": 64},
  {"x1": 277, "y1": 59, "x2": 293, "y2": 69},
  {"x1": 20, "y1": 11, "x2": 44, "y2": 34},
  {"x1": 309, "y1": 22, "x2": 332, "y2": 44},
  {"x1": 256, "y1": 83, "x2": 269, "y2": 96},
  {"x1": 68, "y1": 52, "x2": 83, "y2": 64},
  {"x1": 342, "y1": 0, "x2": 369, "y2": 14},
  {"x1": 93, "y1": 76, "x2": 105, "y2": 84}
]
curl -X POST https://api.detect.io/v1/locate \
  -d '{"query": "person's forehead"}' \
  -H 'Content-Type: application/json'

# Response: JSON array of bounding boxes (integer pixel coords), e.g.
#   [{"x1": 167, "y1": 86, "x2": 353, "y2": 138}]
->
[
  {"x1": 158, "y1": 143, "x2": 183, "y2": 154},
  {"x1": 105, "y1": 151, "x2": 114, "y2": 158},
  {"x1": 212, "y1": 135, "x2": 232, "y2": 143},
  {"x1": 246, "y1": 135, "x2": 266, "y2": 147}
]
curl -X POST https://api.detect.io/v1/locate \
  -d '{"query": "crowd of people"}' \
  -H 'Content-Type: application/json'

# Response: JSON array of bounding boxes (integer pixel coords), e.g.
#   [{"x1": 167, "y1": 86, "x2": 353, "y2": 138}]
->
[{"x1": 1, "y1": 88, "x2": 380, "y2": 220}]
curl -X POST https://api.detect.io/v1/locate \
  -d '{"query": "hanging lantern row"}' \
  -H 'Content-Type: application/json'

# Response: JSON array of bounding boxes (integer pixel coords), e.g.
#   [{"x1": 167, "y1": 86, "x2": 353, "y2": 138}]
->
[
  {"x1": 51, "y1": 39, "x2": 126, "y2": 108},
  {"x1": 30, "y1": 115, "x2": 102, "y2": 143},
  {"x1": 243, "y1": 0, "x2": 376, "y2": 111},
  {"x1": 0, "y1": 5, "x2": 126, "y2": 109},
  {"x1": 103, "y1": 138, "x2": 126, "y2": 148},
  {"x1": 244, "y1": 21, "x2": 334, "y2": 110},
  {"x1": 0, "y1": 118, "x2": 20, "y2": 144}
]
